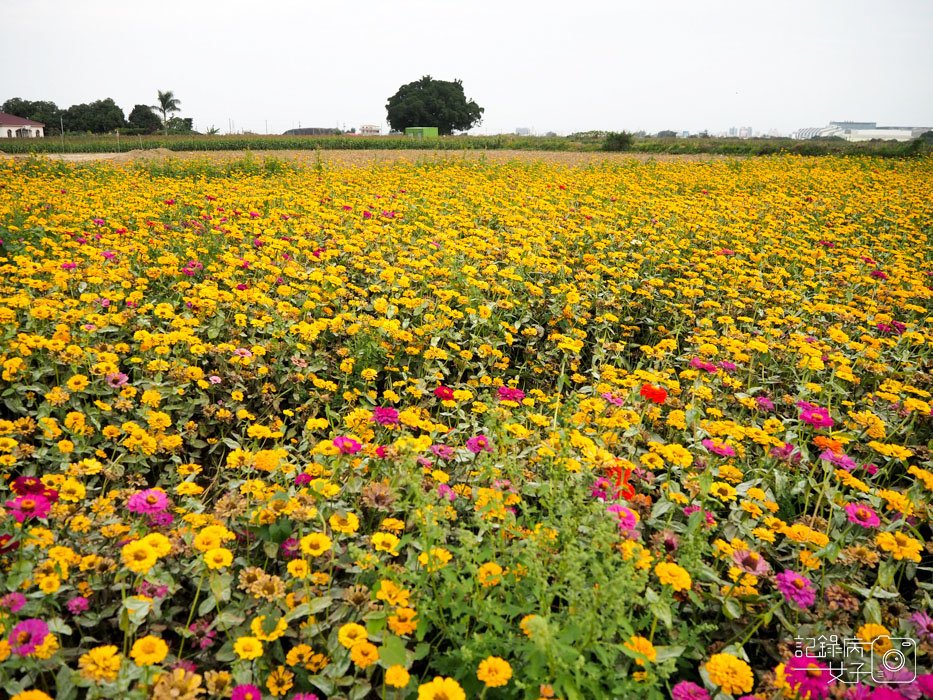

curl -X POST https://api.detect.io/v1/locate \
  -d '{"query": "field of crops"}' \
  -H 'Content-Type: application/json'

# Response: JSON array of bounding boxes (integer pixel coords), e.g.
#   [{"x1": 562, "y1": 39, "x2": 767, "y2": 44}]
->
[
  {"x1": 0, "y1": 155, "x2": 931, "y2": 700},
  {"x1": 1, "y1": 133, "x2": 927, "y2": 158}
]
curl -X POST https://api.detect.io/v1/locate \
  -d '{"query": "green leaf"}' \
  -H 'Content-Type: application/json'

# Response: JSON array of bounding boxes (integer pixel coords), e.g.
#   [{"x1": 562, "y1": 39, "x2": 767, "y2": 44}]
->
[
  {"x1": 655, "y1": 645, "x2": 686, "y2": 662},
  {"x1": 56, "y1": 662, "x2": 79, "y2": 700},
  {"x1": 198, "y1": 593, "x2": 216, "y2": 616},
  {"x1": 349, "y1": 682, "x2": 372, "y2": 700},
  {"x1": 378, "y1": 632, "x2": 408, "y2": 668},
  {"x1": 864, "y1": 598, "x2": 882, "y2": 625},
  {"x1": 722, "y1": 597, "x2": 742, "y2": 620}
]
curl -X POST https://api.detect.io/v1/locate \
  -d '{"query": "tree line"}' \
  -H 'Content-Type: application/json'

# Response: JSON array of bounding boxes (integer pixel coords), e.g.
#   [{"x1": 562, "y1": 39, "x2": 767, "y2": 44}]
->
[{"x1": 1, "y1": 91, "x2": 190, "y2": 135}]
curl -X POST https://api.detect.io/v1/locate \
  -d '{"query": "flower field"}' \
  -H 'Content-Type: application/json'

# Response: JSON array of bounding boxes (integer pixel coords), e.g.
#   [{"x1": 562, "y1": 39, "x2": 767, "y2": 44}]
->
[{"x1": 0, "y1": 154, "x2": 931, "y2": 700}]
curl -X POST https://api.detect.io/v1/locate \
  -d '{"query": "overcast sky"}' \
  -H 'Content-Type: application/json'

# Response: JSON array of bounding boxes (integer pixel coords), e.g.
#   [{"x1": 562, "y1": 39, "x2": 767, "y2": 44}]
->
[{"x1": 3, "y1": 0, "x2": 931, "y2": 136}]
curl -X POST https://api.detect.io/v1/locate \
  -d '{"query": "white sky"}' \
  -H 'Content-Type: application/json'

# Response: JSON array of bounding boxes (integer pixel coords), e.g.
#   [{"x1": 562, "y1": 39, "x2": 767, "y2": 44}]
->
[{"x1": 3, "y1": 0, "x2": 932, "y2": 136}]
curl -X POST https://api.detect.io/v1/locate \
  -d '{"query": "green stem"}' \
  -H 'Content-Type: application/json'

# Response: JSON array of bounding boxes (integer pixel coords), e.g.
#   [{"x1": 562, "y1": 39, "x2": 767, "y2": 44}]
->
[{"x1": 177, "y1": 571, "x2": 206, "y2": 659}]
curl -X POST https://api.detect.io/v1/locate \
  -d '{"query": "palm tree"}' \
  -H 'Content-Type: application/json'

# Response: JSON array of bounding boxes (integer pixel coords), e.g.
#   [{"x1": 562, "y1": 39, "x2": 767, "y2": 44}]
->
[{"x1": 152, "y1": 90, "x2": 181, "y2": 135}]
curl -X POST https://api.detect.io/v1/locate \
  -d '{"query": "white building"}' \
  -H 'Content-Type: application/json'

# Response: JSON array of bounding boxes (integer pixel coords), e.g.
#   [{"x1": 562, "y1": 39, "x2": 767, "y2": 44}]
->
[
  {"x1": 0, "y1": 112, "x2": 44, "y2": 138},
  {"x1": 793, "y1": 121, "x2": 931, "y2": 142},
  {"x1": 359, "y1": 124, "x2": 381, "y2": 136}
]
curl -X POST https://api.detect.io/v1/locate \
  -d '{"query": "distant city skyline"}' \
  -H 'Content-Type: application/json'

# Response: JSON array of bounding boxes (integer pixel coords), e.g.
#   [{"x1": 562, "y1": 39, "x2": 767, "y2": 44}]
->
[{"x1": 2, "y1": 0, "x2": 931, "y2": 137}]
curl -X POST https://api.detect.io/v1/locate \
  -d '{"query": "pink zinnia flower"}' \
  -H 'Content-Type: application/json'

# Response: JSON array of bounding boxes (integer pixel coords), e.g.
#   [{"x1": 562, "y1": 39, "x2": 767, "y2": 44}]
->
[
  {"x1": 601, "y1": 392, "x2": 625, "y2": 407},
  {"x1": 798, "y1": 402, "x2": 834, "y2": 429},
  {"x1": 733, "y1": 549, "x2": 771, "y2": 575},
  {"x1": 755, "y1": 395, "x2": 775, "y2": 411},
  {"x1": 67, "y1": 596, "x2": 90, "y2": 614},
  {"x1": 820, "y1": 449, "x2": 857, "y2": 470},
  {"x1": 9, "y1": 618, "x2": 49, "y2": 656},
  {"x1": 770, "y1": 443, "x2": 802, "y2": 464},
  {"x1": 844, "y1": 502, "x2": 880, "y2": 528},
  {"x1": 466, "y1": 434, "x2": 492, "y2": 454},
  {"x1": 332, "y1": 436, "x2": 362, "y2": 455},
  {"x1": 784, "y1": 655, "x2": 834, "y2": 700},
  {"x1": 606, "y1": 504, "x2": 638, "y2": 532},
  {"x1": 911, "y1": 611, "x2": 933, "y2": 643},
  {"x1": 430, "y1": 444, "x2": 455, "y2": 460},
  {"x1": 231, "y1": 684, "x2": 263, "y2": 700},
  {"x1": 105, "y1": 372, "x2": 128, "y2": 388},
  {"x1": 127, "y1": 488, "x2": 169, "y2": 514},
  {"x1": 497, "y1": 386, "x2": 526, "y2": 402},
  {"x1": 701, "y1": 438, "x2": 735, "y2": 457},
  {"x1": 775, "y1": 569, "x2": 816, "y2": 609},
  {"x1": 5, "y1": 494, "x2": 52, "y2": 522},
  {"x1": 372, "y1": 406, "x2": 399, "y2": 426},
  {"x1": 0, "y1": 592, "x2": 26, "y2": 612},
  {"x1": 671, "y1": 681, "x2": 710, "y2": 700},
  {"x1": 689, "y1": 357, "x2": 718, "y2": 373}
]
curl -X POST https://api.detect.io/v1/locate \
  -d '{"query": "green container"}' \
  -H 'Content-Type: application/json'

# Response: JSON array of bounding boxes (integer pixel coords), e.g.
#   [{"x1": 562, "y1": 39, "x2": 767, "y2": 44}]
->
[{"x1": 405, "y1": 126, "x2": 439, "y2": 139}]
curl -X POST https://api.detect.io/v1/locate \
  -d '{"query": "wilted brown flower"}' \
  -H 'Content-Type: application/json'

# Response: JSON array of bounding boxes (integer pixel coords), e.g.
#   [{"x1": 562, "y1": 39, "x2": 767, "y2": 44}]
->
[{"x1": 151, "y1": 668, "x2": 204, "y2": 700}]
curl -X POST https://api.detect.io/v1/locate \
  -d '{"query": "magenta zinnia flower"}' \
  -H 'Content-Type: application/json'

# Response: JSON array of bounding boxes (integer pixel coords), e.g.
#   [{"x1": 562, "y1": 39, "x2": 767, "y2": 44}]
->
[
  {"x1": 466, "y1": 434, "x2": 492, "y2": 454},
  {"x1": 332, "y1": 436, "x2": 362, "y2": 454},
  {"x1": 606, "y1": 504, "x2": 638, "y2": 532},
  {"x1": 689, "y1": 357, "x2": 718, "y2": 373},
  {"x1": 819, "y1": 449, "x2": 857, "y2": 470},
  {"x1": 770, "y1": 442, "x2": 802, "y2": 464},
  {"x1": 67, "y1": 596, "x2": 90, "y2": 615},
  {"x1": 844, "y1": 502, "x2": 880, "y2": 528},
  {"x1": 797, "y1": 401, "x2": 834, "y2": 429},
  {"x1": 755, "y1": 396, "x2": 775, "y2": 411},
  {"x1": 430, "y1": 444, "x2": 455, "y2": 460},
  {"x1": 127, "y1": 488, "x2": 169, "y2": 514},
  {"x1": 671, "y1": 680, "x2": 710, "y2": 700},
  {"x1": 497, "y1": 386, "x2": 526, "y2": 402},
  {"x1": 9, "y1": 618, "x2": 49, "y2": 656},
  {"x1": 372, "y1": 406, "x2": 399, "y2": 426},
  {"x1": 5, "y1": 494, "x2": 52, "y2": 522},
  {"x1": 231, "y1": 684, "x2": 263, "y2": 700},
  {"x1": 775, "y1": 569, "x2": 816, "y2": 609},
  {"x1": 784, "y1": 655, "x2": 835, "y2": 699},
  {"x1": 0, "y1": 592, "x2": 26, "y2": 612},
  {"x1": 701, "y1": 438, "x2": 735, "y2": 457}
]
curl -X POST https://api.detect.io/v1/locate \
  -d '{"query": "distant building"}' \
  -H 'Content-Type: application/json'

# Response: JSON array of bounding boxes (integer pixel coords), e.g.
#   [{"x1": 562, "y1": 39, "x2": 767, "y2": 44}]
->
[
  {"x1": 515, "y1": 127, "x2": 532, "y2": 136},
  {"x1": 792, "y1": 121, "x2": 931, "y2": 141},
  {"x1": 0, "y1": 112, "x2": 44, "y2": 138},
  {"x1": 283, "y1": 127, "x2": 340, "y2": 136},
  {"x1": 737, "y1": 126, "x2": 753, "y2": 139},
  {"x1": 359, "y1": 124, "x2": 381, "y2": 136},
  {"x1": 404, "y1": 126, "x2": 439, "y2": 139}
]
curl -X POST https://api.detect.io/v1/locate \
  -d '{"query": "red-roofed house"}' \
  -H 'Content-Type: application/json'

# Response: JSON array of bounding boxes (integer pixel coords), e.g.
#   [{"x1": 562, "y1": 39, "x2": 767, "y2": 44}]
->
[{"x1": 0, "y1": 112, "x2": 45, "y2": 138}]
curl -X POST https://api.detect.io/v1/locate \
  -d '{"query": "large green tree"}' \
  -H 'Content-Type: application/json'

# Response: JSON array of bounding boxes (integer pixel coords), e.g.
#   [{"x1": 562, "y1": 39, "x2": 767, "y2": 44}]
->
[
  {"x1": 153, "y1": 90, "x2": 181, "y2": 134},
  {"x1": 63, "y1": 98, "x2": 126, "y2": 133},
  {"x1": 128, "y1": 104, "x2": 163, "y2": 133},
  {"x1": 385, "y1": 76, "x2": 483, "y2": 135}
]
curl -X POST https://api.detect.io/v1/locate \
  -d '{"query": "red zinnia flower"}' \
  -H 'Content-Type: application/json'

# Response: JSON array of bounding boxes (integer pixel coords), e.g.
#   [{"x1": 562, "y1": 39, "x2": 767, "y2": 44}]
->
[
  {"x1": 434, "y1": 386, "x2": 454, "y2": 401},
  {"x1": 639, "y1": 384, "x2": 667, "y2": 404}
]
